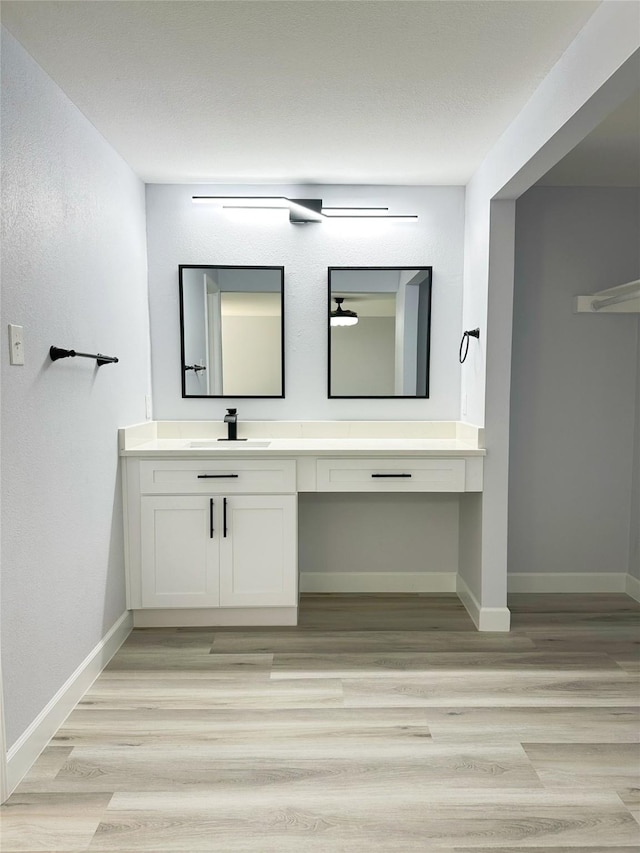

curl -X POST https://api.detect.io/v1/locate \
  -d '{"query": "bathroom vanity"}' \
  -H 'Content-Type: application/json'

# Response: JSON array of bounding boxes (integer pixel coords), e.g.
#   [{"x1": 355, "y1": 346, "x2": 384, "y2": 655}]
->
[{"x1": 120, "y1": 420, "x2": 484, "y2": 627}]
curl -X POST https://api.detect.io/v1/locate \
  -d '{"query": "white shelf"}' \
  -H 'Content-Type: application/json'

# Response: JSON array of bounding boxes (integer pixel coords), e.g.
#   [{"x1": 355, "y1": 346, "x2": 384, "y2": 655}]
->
[{"x1": 574, "y1": 279, "x2": 640, "y2": 313}]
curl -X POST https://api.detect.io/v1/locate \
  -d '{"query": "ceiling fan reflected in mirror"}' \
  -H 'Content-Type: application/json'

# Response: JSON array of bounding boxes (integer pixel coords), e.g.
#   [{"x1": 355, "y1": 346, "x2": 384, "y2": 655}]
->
[{"x1": 330, "y1": 297, "x2": 359, "y2": 327}]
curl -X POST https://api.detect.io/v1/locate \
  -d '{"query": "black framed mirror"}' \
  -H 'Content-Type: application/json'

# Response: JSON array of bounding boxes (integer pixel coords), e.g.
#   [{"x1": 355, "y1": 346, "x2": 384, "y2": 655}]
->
[
  {"x1": 179, "y1": 265, "x2": 285, "y2": 398},
  {"x1": 328, "y1": 267, "x2": 432, "y2": 398}
]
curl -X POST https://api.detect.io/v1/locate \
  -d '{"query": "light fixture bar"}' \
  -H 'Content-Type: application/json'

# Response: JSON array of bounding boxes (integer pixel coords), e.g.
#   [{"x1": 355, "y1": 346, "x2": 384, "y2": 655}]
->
[
  {"x1": 322, "y1": 208, "x2": 390, "y2": 218},
  {"x1": 222, "y1": 205, "x2": 289, "y2": 210},
  {"x1": 192, "y1": 196, "x2": 417, "y2": 221},
  {"x1": 288, "y1": 198, "x2": 324, "y2": 223},
  {"x1": 192, "y1": 196, "x2": 290, "y2": 208},
  {"x1": 324, "y1": 213, "x2": 418, "y2": 220},
  {"x1": 322, "y1": 207, "x2": 388, "y2": 216},
  {"x1": 322, "y1": 207, "x2": 417, "y2": 219}
]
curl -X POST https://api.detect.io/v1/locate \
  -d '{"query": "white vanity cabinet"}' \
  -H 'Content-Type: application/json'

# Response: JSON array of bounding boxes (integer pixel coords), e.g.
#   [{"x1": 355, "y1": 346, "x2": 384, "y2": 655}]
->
[
  {"x1": 120, "y1": 421, "x2": 487, "y2": 628},
  {"x1": 124, "y1": 457, "x2": 298, "y2": 619},
  {"x1": 316, "y1": 457, "x2": 467, "y2": 492},
  {"x1": 219, "y1": 494, "x2": 297, "y2": 607},
  {"x1": 141, "y1": 495, "x2": 221, "y2": 608}
]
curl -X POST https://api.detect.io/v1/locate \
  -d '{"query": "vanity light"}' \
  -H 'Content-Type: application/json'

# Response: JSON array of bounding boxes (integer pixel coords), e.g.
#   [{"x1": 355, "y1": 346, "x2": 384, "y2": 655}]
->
[
  {"x1": 331, "y1": 298, "x2": 359, "y2": 327},
  {"x1": 321, "y1": 207, "x2": 388, "y2": 217},
  {"x1": 322, "y1": 208, "x2": 417, "y2": 222},
  {"x1": 192, "y1": 196, "x2": 418, "y2": 223}
]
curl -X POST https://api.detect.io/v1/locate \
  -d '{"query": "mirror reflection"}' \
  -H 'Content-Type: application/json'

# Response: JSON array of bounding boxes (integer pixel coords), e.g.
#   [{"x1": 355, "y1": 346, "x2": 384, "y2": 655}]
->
[
  {"x1": 328, "y1": 267, "x2": 432, "y2": 398},
  {"x1": 179, "y1": 266, "x2": 284, "y2": 398}
]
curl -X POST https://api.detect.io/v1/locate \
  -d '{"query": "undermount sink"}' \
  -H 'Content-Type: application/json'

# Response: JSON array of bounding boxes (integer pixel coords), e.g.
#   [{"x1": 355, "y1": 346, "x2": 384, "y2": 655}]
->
[{"x1": 189, "y1": 440, "x2": 271, "y2": 449}]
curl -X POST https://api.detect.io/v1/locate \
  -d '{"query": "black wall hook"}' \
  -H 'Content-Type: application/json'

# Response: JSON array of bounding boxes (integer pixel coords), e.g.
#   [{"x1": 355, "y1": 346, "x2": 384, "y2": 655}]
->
[
  {"x1": 50, "y1": 346, "x2": 119, "y2": 366},
  {"x1": 459, "y1": 328, "x2": 480, "y2": 364}
]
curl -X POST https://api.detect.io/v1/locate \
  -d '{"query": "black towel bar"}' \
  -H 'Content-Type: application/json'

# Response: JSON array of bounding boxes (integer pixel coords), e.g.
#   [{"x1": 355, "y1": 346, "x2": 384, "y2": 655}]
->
[{"x1": 50, "y1": 346, "x2": 119, "y2": 366}]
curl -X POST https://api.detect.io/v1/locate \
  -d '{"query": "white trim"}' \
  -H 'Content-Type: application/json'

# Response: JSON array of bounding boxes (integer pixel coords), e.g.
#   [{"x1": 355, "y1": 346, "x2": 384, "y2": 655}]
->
[
  {"x1": 625, "y1": 574, "x2": 640, "y2": 603},
  {"x1": 456, "y1": 574, "x2": 481, "y2": 627},
  {"x1": 476, "y1": 607, "x2": 511, "y2": 632},
  {"x1": 299, "y1": 572, "x2": 456, "y2": 594},
  {"x1": 508, "y1": 572, "x2": 627, "y2": 594},
  {"x1": 0, "y1": 651, "x2": 8, "y2": 804},
  {"x1": 5, "y1": 610, "x2": 132, "y2": 796},
  {"x1": 132, "y1": 607, "x2": 298, "y2": 627},
  {"x1": 456, "y1": 576, "x2": 510, "y2": 632}
]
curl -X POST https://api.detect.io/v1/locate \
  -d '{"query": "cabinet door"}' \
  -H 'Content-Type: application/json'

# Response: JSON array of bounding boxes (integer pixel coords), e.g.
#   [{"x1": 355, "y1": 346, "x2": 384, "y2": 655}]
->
[
  {"x1": 141, "y1": 496, "x2": 220, "y2": 607},
  {"x1": 219, "y1": 495, "x2": 297, "y2": 607}
]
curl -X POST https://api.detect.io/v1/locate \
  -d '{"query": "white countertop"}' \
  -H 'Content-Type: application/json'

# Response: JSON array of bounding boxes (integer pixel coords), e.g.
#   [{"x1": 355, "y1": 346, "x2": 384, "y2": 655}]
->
[{"x1": 120, "y1": 437, "x2": 485, "y2": 457}]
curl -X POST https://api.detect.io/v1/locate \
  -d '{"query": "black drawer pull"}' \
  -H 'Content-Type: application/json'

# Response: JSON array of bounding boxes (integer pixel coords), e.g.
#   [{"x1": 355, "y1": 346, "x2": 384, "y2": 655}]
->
[
  {"x1": 197, "y1": 474, "x2": 239, "y2": 479},
  {"x1": 209, "y1": 499, "x2": 215, "y2": 539},
  {"x1": 371, "y1": 473, "x2": 412, "y2": 478},
  {"x1": 223, "y1": 497, "x2": 228, "y2": 538}
]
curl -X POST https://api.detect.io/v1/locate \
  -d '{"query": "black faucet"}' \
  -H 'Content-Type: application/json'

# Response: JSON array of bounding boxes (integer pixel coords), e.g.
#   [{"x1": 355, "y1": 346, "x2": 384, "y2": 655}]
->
[{"x1": 220, "y1": 408, "x2": 246, "y2": 441}]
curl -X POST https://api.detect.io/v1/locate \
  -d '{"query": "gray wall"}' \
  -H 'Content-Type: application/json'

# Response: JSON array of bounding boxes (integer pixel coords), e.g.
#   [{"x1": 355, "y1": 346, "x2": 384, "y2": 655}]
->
[
  {"x1": 509, "y1": 187, "x2": 639, "y2": 577},
  {"x1": 0, "y1": 29, "x2": 150, "y2": 747},
  {"x1": 146, "y1": 183, "x2": 464, "y2": 421},
  {"x1": 299, "y1": 494, "x2": 459, "y2": 577},
  {"x1": 331, "y1": 318, "x2": 395, "y2": 396},
  {"x1": 221, "y1": 315, "x2": 282, "y2": 396}
]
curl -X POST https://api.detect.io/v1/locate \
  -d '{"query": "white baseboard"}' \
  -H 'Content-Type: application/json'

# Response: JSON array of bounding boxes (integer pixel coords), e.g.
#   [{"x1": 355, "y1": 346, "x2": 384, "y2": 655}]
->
[
  {"x1": 625, "y1": 573, "x2": 640, "y2": 603},
  {"x1": 6, "y1": 610, "x2": 132, "y2": 797},
  {"x1": 132, "y1": 607, "x2": 298, "y2": 627},
  {"x1": 299, "y1": 572, "x2": 457, "y2": 594},
  {"x1": 456, "y1": 576, "x2": 511, "y2": 632},
  {"x1": 508, "y1": 572, "x2": 627, "y2": 593}
]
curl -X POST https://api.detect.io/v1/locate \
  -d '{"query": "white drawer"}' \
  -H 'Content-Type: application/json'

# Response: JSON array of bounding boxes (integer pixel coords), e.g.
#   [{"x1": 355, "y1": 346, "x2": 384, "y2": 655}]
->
[
  {"x1": 140, "y1": 459, "x2": 296, "y2": 495},
  {"x1": 316, "y1": 457, "x2": 466, "y2": 492}
]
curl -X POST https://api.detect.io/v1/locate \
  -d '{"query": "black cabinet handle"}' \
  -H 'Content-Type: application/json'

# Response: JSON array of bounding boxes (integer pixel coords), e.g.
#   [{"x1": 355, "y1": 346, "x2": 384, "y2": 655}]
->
[
  {"x1": 223, "y1": 497, "x2": 228, "y2": 538},
  {"x1": 197, "y1": 474, "x2": 239, "y2": 479},
  {"x1": 371, "y1": 473, "x2": 412, "y2": 478},
  {"x1": 209, "y1": 499, "x2": 215, "y2": 539}
]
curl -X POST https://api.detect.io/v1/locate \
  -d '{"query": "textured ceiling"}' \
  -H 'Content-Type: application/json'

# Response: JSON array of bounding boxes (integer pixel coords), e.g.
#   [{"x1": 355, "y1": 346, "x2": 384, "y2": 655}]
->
[{"x1": 2, "y1": 0, "x2": 602, "y2": 184}]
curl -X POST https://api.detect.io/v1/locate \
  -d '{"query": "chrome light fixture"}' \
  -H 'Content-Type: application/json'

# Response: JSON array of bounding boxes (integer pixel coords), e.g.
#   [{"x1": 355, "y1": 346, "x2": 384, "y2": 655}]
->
[
  {"x1": 331, "y1": 297, "x2": 358, "y2": 327},
  {"x1": 192, "y1": 196, "x2": 417, "y2": 223}
]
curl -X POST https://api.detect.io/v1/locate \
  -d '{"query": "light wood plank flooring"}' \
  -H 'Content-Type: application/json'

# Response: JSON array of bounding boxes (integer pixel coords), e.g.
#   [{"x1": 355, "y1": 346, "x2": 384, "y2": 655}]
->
[{"x1": 2, "y1": 593, "x2": 639, "y2": 851}]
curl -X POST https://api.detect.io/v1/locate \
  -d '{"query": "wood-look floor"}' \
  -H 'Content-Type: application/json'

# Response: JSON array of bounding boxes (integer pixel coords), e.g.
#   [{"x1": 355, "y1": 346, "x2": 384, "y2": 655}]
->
[{"x1": 2, "y1": 593, "x2": 639, "y2": 851}]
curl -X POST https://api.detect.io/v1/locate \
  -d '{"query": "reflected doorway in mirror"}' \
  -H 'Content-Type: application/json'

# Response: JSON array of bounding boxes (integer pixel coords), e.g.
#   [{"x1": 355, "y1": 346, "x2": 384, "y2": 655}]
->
[{"x1": 179, "y1": 265, "x2": 285, "y2": 398}]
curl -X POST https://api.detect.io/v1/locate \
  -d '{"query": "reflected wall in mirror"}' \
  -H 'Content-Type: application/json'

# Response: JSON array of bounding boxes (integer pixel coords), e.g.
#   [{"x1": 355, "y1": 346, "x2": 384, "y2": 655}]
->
[
  {"x1": 179, "y1": 265, "x2": 284, "y2": 398},
  {"x1": 328, "y1": 267, "x2": 432, "y2": 398}
]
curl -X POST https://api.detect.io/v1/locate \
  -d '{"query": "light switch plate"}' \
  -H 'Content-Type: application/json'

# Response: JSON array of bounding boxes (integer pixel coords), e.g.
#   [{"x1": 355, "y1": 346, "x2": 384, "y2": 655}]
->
[{"x1": 8, "y1": 324, "x2": 24, "y2": 365}]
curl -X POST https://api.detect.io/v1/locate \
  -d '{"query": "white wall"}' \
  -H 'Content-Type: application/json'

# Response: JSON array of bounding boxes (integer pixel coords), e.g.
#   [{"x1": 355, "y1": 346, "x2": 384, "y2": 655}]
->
[
  {"x1": 509, "y1": 187, "x2": 639, "y2": 578},
  {"x1": 146, "y1": 184, "x2": 464, "y2": 420},
  {"x1": 0, "y1": 29, "x2": 150, "y2": 748}
]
